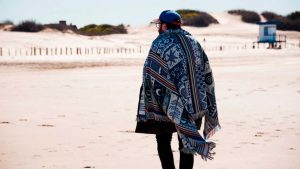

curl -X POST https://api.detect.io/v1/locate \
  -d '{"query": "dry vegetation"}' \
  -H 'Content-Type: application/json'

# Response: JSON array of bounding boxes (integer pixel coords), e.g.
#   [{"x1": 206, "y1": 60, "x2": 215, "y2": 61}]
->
[
  {"x1": 228, "y1": 9, "x2": 261, "y2": 23},
  {"x1": 78, "y1": 24, "x2": 127, "y2": 36},
  {"x1": 262, "y1": 11, "x2": 300, "y2": 31},
  {"x1": 176, "y1": 9, "x2": 219, "y2": 27}
]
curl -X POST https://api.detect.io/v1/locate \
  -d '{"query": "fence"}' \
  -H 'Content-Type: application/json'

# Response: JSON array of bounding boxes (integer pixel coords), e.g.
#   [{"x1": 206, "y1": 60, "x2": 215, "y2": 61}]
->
[
  {"x1": 203, "y1": 42, "x2": 300, "y2": 52},
  {"x1": 0, "y1": 46, "x2": 150, "y2": 57},
  {"x1": 0, "y1": 43, "x2": 299, "y2": 57}
]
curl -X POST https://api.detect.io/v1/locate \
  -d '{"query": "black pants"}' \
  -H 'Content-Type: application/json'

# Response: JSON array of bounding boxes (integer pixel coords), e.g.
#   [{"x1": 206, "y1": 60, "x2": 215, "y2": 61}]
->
[{"x1": 156, "y1": 133, "x2": 194, "y2": 169}]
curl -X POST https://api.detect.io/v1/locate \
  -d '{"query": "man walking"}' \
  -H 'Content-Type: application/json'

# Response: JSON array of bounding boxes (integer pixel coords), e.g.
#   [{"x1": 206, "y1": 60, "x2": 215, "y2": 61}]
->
[{"x1": 135, "y1": 10, "x2": 221, "y2": 169}]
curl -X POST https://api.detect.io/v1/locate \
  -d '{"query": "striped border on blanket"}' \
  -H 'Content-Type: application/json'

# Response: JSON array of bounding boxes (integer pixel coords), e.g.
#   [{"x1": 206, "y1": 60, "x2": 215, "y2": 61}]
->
[
  {"x1": 148, "y1": 50, "x2": 168, "y2": 71},
  {"x1": 174, "y1": 34, "x2": 201, "y2": 115},
  {"x1": 146, "y1": 67, "x2": 178, "y2": 94}
]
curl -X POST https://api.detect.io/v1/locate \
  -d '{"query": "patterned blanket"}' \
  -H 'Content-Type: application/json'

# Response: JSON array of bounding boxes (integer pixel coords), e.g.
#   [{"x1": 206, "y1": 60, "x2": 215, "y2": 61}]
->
[{"x1": 136, "y1": 29, "x2": 221, "y2": 160}]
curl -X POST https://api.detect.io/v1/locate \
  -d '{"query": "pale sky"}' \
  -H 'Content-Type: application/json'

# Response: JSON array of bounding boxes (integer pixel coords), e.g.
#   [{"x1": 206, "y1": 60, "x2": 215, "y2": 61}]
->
[{"x1": 0, "y1": 0, "x2": 299, "y2": 28}]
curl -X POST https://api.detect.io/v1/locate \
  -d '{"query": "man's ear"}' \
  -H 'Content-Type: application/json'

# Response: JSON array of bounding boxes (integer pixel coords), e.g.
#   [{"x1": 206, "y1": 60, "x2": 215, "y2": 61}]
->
[{"x1": 162, "y1": 23, "x2": 167, "y2": 31}]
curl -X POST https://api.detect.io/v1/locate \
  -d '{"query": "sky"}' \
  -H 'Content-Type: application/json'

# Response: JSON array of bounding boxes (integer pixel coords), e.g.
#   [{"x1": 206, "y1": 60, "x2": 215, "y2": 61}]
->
[{"x1": 0, "y1": 0, "x2": 299, "y2": 28}]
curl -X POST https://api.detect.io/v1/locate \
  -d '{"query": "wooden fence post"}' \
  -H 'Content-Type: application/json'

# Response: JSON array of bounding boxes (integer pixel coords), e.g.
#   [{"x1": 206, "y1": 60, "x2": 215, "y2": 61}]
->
[{"x1": 34, "y1": 47, "x2": 36, "y2": 56}]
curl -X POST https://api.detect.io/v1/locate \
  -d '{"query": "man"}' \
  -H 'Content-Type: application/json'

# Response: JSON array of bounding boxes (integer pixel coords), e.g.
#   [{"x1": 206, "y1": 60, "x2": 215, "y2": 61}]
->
[{"x1": 135, "y1": 10, "x2": 221, "y2": 169}]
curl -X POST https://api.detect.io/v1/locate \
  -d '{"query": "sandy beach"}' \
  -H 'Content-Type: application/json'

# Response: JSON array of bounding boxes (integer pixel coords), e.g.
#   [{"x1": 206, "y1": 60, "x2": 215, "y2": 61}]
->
[{"x1": 1, "y1": 12, "x2": 300, "y2": 169}]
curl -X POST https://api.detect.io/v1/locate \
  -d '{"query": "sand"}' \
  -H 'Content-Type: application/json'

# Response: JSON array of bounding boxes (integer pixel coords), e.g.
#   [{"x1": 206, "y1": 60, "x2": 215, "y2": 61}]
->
[{"x1": 0, "y1": 12, "x2": 300, "y2": 169}]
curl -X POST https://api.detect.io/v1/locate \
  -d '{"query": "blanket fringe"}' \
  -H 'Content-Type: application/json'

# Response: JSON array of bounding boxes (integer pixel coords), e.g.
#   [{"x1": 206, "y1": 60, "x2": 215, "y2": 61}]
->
[
  {"x1": 205, "y1": 123, "x2": 221, "y2": 140},
  {"x1": 181, "y1": 141, "x2": 216, "y2": 161}
]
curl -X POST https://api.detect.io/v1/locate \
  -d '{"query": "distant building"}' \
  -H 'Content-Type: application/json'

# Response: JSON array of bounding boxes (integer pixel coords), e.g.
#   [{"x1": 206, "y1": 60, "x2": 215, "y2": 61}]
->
[
  {"x1": 257, "y1": 22, "x2": 276, "y2": 43},
  {"x1": 59, "y1": 20, "x2": 67, "y2": 26},
  {"x1": 45, "y1": 20, "x2": 77, "y2": 32},
  {"x1": 253, "y1": 21, "x2": 286, "y2": 49}
]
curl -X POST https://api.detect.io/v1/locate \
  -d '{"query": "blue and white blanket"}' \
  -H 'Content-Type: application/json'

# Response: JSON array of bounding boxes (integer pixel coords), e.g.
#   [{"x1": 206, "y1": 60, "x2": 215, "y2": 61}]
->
[{"x1": 136, "y1": 29, "x2": 221, "y2": 160}]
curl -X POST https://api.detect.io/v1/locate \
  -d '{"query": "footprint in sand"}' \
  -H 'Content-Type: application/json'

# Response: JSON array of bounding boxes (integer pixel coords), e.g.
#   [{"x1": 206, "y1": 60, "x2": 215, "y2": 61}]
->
[
  {"x1": 119, "y1": 130, "x2": 135, "y2": 133},
  {"x1": 256, "y1": 88, "x2": 267, "y2": 92},
  {"x1": 32, "y1": 154, "x2": 41, "y2": 158},
  {"x1": 288, "y1": 81, "x2": 297, "y2": 85},
  {"x1": 38, "y1": 124, "x2": 55, "y2": 127},
  {"x1": 254, "y1": 131, "x2": 264, "y2": 137},
  {"x1": 239, "y1": 141, "x2": 257, "y2": 145},
  {"x1": 239, "y1": 142, "x2": 248, "y2": 145},
  {"x1": 270, "y1": 135, "x2": 279, "y2": 138},
  {"x1": 219, "y1": 97, "x2": 228, "y2": 101}
]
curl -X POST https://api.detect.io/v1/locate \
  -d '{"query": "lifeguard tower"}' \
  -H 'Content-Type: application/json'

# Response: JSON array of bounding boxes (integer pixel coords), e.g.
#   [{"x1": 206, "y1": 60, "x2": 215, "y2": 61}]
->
[{"x1": 253, "y1": 21, "x2": 286, "y2": 49}]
